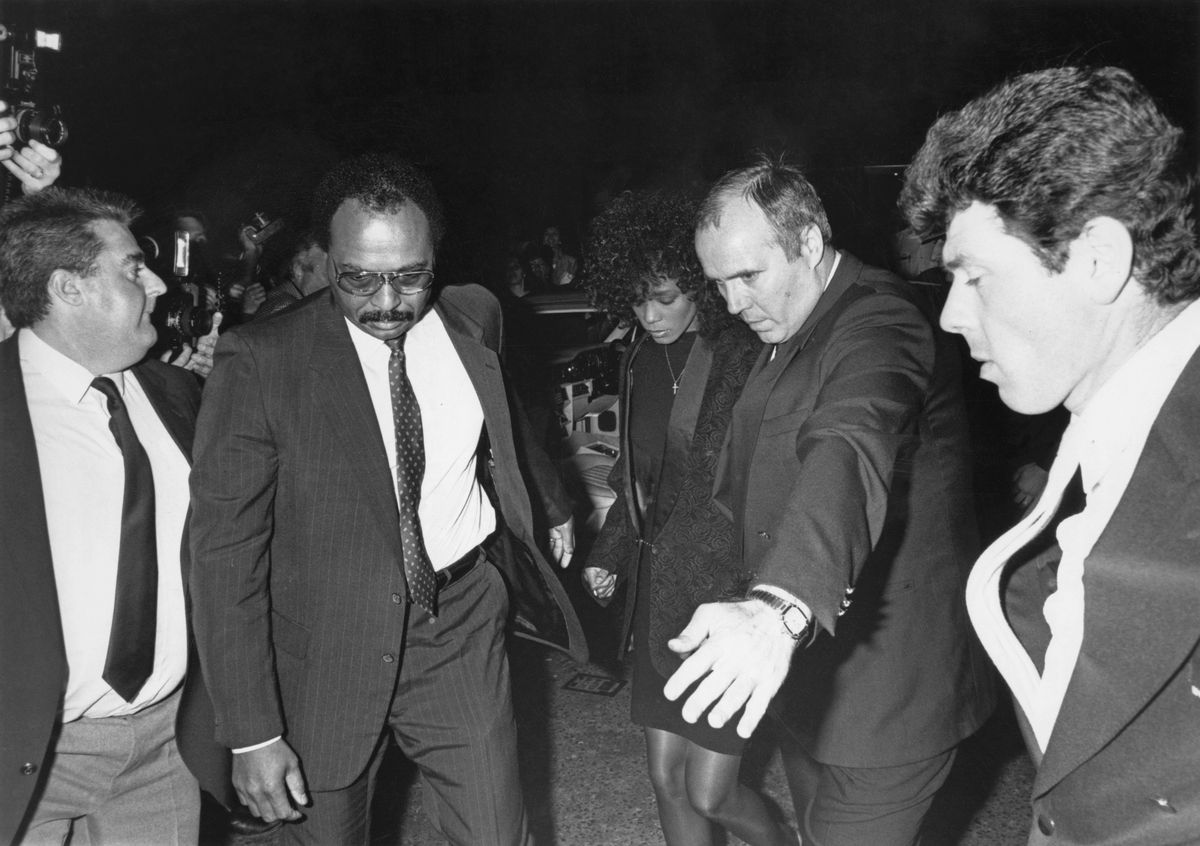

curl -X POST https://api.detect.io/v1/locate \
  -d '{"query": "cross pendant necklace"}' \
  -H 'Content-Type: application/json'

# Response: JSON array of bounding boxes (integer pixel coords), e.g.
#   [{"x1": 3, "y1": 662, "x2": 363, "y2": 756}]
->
[{"x1": 664, "y1": 344, "x2": 685, "y2": 395}]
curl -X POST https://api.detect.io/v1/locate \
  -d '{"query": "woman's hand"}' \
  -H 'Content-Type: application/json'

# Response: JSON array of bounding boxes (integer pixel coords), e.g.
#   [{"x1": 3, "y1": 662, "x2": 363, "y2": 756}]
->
[{"x1": 583, "y1": 567, "x2": 616, "y2": 601}]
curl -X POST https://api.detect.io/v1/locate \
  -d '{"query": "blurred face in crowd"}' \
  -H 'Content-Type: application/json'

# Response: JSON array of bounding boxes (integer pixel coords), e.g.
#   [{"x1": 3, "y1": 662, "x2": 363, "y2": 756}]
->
[
  {"x1": 695, "y1": 196, "x2": 826, "y2": 344},
  {"x1": 175, "y1": 215, "x2": 207, "y2": 245},
  {"x1": 527, "y1": 256, "x2": 548, "y2": 282},
  {"x1": 71, "y1": 219, "x2": 167, "y2": 373},
  {"x1": 633, "y1": 276, "x2": 699, "y2": 345},
  {"x1": 543, "y1": 226, "x2": 561, "y2": 250},
  {"x1": 328, "y1": 199, "x2": 435, "y2": 343},
  {"x1": 940, "y1": 201, "x2": 1111, "y2": 415},
  {"x1": 291, "y1": 243, "x2": 329, "y2": 296}
]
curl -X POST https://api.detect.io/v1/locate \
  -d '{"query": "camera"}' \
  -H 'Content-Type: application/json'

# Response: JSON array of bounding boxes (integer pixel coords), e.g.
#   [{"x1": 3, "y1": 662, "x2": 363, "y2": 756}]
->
[
  {"x1": 149, "y1": 231, "x2": 220, "y2": 355},
  {"x1": 243, "y1": 211, "x2": 283, "y2": 245},
  {"x1": 0, "y1": 23, "x2": 67, "y2": 147}
]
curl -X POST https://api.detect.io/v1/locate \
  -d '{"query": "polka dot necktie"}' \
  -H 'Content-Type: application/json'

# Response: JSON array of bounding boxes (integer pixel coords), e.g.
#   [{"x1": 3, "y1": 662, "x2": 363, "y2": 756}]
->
[
  {"x1": 91, "y1": 376, "x2": 158, "y2": 702},
  {"x1": 387, "y1": 336, "x2": 438, "y2": 616}
]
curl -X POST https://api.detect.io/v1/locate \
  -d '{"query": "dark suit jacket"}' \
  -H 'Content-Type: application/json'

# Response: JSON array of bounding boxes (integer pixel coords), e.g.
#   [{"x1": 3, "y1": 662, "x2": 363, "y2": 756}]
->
[
  {"x1": 589, "y1": 322, "x2": 761, "y2": 675},
  {"x1": 0, "y1": 334, "x2": 226, "y2": 843},
  {"x1": 189, "y1": 283, "x2": 586, "y2": 792},
  {"x1": 715, "y1": 253, "x2": 996, "y2": 768},
  {"x1": 1004, "y1": 346, "x2": 1200, "y2": 845}
]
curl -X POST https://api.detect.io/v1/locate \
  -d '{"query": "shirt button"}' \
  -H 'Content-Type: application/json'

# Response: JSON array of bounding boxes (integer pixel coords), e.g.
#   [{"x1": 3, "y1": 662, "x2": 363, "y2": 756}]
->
[
  {"x1": 382, "y1": 654, "x2": 395, "y2": 663},
  {"x1": 20, "y1": 762, "x2": 37, "y2": 776},
  {"x1": 757, "y1": 531, "x2": 771, "y2": 540},
  {"x1": 1154, "y1": 797, "x2": 1177, "y2": 813},
  {"x1": 391, "y1": 593, "x2": 403, "y2": 605},
  {"x1": 1037, "y1": 813, "x2": 1055, "y2": 835}
]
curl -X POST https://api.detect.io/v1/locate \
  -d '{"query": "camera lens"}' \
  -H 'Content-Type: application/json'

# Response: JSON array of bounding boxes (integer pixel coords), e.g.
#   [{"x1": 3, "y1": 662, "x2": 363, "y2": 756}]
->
[
  {"x1": 16, "y1": 108, "x2": 68, "y2": 147},
  {"x1": 188, "y1": 308, "x2": 214, "y2": 338}
]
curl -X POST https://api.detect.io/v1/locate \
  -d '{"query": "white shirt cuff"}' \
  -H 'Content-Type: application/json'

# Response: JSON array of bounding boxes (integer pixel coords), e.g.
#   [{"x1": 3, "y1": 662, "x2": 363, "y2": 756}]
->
[{"x1": 232, "y1": 736, "x2": 282, "y2": 754}]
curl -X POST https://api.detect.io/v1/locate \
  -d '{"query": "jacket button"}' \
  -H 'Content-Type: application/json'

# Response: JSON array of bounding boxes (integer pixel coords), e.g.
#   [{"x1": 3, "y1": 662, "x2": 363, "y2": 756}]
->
[
  {"x1": 391, "y1": 593, "x2": 403, "y2": 605},
  {"x1": 21, "y1": 762, "x2": 37, "y2": 776},
  {"x1": 382, "y1": 654, "x2": 395, "y2": 663},
  {"x1": 1037, "y1": 813, "x2": 1054, "y2": 835},
  {"x1": 757, "y1": 531, "x2": 770, "y2": 540},
  {"x1": 840, "y1": 598, "x2": 852, "y2": 609},
  {"x1": 1154, "y1": 797, "x2": 1177, "y2": 813}
]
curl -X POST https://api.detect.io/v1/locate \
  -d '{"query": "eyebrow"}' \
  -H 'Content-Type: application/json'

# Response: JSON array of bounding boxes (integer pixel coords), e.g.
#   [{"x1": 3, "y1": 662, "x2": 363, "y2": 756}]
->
[
  {"x1": 339, "y1": 260, "x2": 431, "y2": 273},
  {"x1": 120, "y1": 251, "x2": 146, "y2": 267},
  {"x1": 707, "y1": 266, "x2": 760, "y2": 283}
]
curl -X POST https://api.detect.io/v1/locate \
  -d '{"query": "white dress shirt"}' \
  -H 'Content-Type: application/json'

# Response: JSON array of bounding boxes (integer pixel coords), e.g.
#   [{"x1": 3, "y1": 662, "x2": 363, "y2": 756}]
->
[
  {"x1": 345, "y1": 309, "x2": 496, "y2": 570},
  {"x1": 967, "y1": 297, "x2": 1200, "y2": 752},
  {"x1": 20, "y1": 328, "x2": 190, "y2": 722}
]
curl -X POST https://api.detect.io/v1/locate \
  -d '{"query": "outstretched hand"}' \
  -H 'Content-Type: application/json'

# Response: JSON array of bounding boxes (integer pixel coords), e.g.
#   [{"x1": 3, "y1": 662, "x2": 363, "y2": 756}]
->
[{"x1": 663, "y1": 599, "x2": 799, "y2": 739}]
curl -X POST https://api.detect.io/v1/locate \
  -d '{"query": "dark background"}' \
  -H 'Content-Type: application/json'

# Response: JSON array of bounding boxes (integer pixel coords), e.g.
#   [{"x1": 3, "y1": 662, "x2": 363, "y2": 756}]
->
[{"x1": 7, "y1": 0, "x2": 1199, "y2": 280}]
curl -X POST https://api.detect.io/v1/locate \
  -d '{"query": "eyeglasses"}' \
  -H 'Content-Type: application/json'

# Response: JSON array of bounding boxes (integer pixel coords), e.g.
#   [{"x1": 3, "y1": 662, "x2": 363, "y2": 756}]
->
[{"x1": 330, "y1": 257, "x2": 435, "y2": 297}]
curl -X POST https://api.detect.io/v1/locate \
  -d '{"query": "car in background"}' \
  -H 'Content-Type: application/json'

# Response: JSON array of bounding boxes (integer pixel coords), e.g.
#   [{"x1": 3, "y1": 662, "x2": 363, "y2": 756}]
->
[{"x1": 502, "y1": 288, "x2": 625, "y2": 536}]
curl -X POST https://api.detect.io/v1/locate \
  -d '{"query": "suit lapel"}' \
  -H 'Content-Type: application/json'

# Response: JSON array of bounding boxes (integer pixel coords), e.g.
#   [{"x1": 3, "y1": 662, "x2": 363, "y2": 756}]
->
[
  {"x1": 651, "y1": 334, "x2": 713, "y2": 538},
  {"x1": 0, "y1": 335, "x2": 65, "y2": 650},
  {"x1": 308, "y1": 300, "x2": 402, "y2": 534},
  {"x1": 1034, "y1": 350, "x2": 1200, "y2": 794},
  {"x1": 132, "y1": 362, "x2": 196, "y2": 460},
  {"x1": 618, "y1": 333, "x2": 647, "y2": 535},
  {"x1": 790, "y1": 252, "x2": 862, "y2": 352}
]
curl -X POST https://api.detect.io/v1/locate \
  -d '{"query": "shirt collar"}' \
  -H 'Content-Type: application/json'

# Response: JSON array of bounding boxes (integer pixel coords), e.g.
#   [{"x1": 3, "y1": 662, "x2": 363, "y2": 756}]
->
[
  {"x1": 1070, "y1": 297, "x2": 1200, "y2": 493},
  {"x1": 823, "y1": 250, "x2": 842, "y2": 292},
  {"x1": 19, "y1": 327, "x2": 126, "y2": 404}
]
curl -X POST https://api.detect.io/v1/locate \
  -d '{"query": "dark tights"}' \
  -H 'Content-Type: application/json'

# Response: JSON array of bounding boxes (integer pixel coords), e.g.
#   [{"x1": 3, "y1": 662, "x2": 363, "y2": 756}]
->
[{"x1": 644, "y1": 727, "x2": 795, "y2": 846}]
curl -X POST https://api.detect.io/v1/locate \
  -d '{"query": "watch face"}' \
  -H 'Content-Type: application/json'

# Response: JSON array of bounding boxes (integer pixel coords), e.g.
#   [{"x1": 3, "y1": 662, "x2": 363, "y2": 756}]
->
[{"x1": 781, "y1": 606, "x2": 808, "y2": 638}]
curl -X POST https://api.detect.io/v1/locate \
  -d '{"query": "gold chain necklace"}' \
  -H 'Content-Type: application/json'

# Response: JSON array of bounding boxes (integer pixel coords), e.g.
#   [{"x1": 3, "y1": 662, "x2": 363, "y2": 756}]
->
[{"x1": 664, "y1": 343, "x2": 685, "y2": 395}]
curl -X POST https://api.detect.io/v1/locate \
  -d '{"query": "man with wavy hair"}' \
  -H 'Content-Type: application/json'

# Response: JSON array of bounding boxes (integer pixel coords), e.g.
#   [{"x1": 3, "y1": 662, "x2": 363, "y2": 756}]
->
[{"x1": 901, "y1": 66, "x2": 1200, "y2": 844}]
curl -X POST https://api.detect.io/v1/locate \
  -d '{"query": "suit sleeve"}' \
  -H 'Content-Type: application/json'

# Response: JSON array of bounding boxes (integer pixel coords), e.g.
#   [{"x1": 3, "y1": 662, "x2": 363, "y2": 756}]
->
[
  {"x1": 756, "y1": 294, "x2": 934, "y2": 636},
  {"x1": 188, "y1": 330, "x2": 285, "y2": 749}
]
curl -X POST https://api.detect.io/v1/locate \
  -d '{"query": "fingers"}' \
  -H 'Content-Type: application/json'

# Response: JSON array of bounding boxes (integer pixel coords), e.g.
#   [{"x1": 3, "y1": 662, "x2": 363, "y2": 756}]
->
[
  {"x1": 582, "y1": 567, "x2": 616, "y2": 599},
  {"x1": 285, "y1": 763, "x2": 310, "y2": 809},
  {"x1": 548, "y1": 526, "x2": 574, "y2": 568},
  {"x1": 231, "y1": 744, "x2": 306, "y2": 823},
  {"x1": 734, "y1": 683, "x2": 775, "y2": 739},
  {"x1": 706, "y1": 671, "x2": 757, "y2": 730},
  {"x1": 163, "y1": 344, "x2": 194, "y2": 368},
  {"x1": 3, "y1": 140, "x2": 61, "y2": 193},
  {"x1": 663, "y1": 634, "x2": 714, "y2": 703}
]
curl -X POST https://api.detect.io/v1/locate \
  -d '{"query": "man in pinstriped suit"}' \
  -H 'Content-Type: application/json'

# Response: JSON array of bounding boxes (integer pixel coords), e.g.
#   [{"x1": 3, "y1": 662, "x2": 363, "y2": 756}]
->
[{"x1": 189, "y1": 154, "x2": 585, "y2": 845}]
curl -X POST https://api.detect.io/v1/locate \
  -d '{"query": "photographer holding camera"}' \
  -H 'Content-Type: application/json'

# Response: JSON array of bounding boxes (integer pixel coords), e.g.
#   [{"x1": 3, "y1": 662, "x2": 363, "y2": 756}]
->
[{"x1": 0, "y1": 99, "x2": 59, "y2": 192}]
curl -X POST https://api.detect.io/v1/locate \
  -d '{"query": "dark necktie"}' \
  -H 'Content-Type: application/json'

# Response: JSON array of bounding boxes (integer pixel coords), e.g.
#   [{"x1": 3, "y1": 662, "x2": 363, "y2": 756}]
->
[
  {"x1": 92, "y1": 376, "x2": 158, "y2": 702},
  {"x1": 386, "y1": 337, "x2": 438, "y2": 616}
]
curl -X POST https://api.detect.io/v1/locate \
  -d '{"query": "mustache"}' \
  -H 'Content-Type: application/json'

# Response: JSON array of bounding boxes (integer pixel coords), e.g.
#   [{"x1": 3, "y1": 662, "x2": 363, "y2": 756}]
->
[{"x1": 359, "y1": 310, "x2": 413, "y2": 324}]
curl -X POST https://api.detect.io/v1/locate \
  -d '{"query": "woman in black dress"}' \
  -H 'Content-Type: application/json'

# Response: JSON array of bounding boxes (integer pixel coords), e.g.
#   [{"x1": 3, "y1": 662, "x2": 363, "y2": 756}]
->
[{"x1": 582, "y1": 190, "x2": 795, "y2": 846}]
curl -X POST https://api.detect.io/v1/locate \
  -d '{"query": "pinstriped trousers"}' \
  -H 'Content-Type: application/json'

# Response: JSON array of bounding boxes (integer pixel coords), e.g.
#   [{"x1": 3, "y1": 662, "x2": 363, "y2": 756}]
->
[{"x1": 281, "y1": 559, "x2": 529, "y2": 846}]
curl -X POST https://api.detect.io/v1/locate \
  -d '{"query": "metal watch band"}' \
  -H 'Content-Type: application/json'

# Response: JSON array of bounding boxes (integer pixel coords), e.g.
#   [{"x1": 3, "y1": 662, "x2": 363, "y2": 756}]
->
[{"x1": 746, "y1": 589, "x2": 810, "y2": 640}]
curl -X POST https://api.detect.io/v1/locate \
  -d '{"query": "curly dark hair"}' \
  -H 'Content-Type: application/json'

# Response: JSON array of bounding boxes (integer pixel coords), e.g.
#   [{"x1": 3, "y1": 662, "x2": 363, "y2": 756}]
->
[
  {"x1": 0, "y1": 187, "x2": 140, "y2": 329},
  {"x1": 900, "y1": 65, "x2": 1200, "y2": 305},
  {"x1": 581, "y1": 189, "x2": 731, "y2": 337},
  {"x1": 311, "y1": 154, "x2": 446, "y2": 254}
]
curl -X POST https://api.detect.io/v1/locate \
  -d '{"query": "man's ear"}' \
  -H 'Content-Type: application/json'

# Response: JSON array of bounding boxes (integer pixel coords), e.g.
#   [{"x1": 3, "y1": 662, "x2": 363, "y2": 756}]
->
[
  {"x1": 47, "y1": 268, "x2": 86, "y2": 308},
  {"x1": 1075, "y1": 216, "x2": 1135, "y2": 305},
  {"x1": 798, "y1": 223, "x2": 825, "y2": 269}
]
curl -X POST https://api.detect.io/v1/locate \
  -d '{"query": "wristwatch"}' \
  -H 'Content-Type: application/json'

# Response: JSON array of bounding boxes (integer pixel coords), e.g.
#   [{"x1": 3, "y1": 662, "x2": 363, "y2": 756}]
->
[{"x1": 747, "y1": 589, "x2": 811, "y2": 641}]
